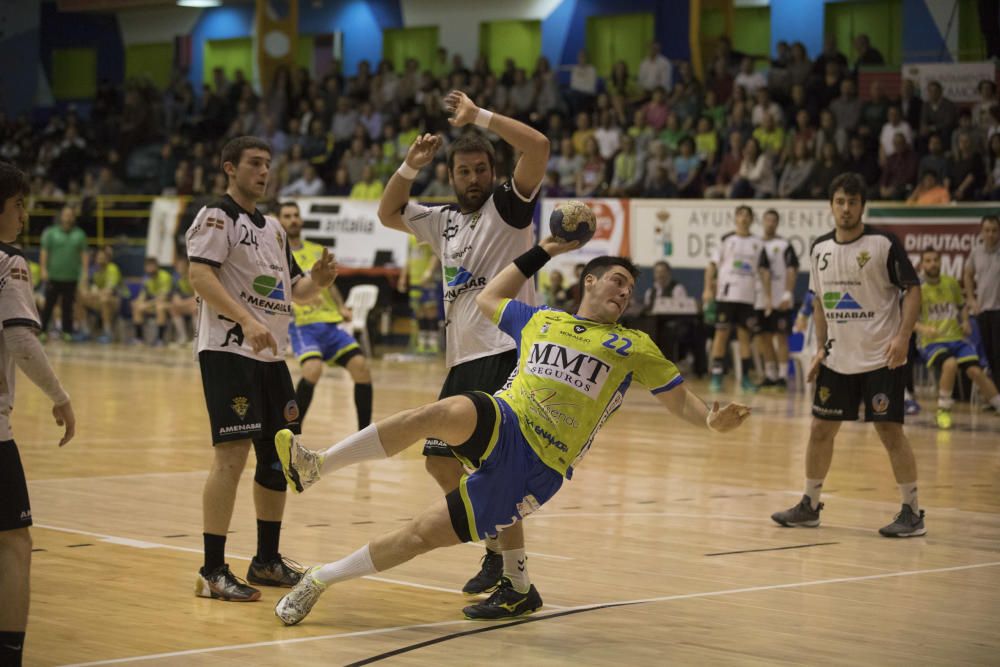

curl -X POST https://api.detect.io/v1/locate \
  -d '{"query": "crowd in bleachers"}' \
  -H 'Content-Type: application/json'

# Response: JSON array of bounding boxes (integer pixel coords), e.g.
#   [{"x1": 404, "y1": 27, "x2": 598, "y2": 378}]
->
[{"x1": 2, "y1": 34, "x2": 999, "y2": 205}]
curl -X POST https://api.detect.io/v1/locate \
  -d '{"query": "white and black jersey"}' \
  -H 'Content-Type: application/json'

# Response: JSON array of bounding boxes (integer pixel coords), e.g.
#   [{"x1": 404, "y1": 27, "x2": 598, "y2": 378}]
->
[
  {"x1": 0, "y1": 244, "x2": 42, "y2": 440},
  {"x1": 402, "y1": 180, "x2": 538, "y2": 368},
  {"x1": 809, "y1": 226, "x2": 919, "y2": 374},
  {"x1": 185, "y1": 194, "x2": 303, "y2": 363},
  {"x1": 712, "y1": 232, "x2": 769, "y2": 305},
  {"x1": 755, "y1": 236, "x2": 799, "y2": 309}
]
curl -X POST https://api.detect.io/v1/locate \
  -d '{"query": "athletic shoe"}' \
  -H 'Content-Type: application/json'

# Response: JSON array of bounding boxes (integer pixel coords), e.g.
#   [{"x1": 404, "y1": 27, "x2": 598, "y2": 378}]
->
[
  {"x1": 462, "y1": 550, "x2": 503, "y2": 595},
  {"x1": 247, "y1": 554, "x2": 304, "y2": 587},
  {"x1": 274, "y1": 429, "x2": 324, "y2": 493},
  {"x1": 740, "y1": 375, "x2": 759, "y2": 393},
  {"x1": 709, "y1": 375, "x2": 723, "y2": 393},
  {"x1": 774, "y1": 378, "x2": 788, "y2": 390},
  {"x1": 463, "y1": 577, "x2": 543, "y2": 620},
  {"x1": 759, "y1": 378, "x2": 777, "y2": 389},
  {"x1": 878, "y1": 504, "x2": 926, "y2": 538},
  {"x1": 981, "y1": 404, "x2": 1000, "y2": 415},
  {"x1": 935, "y1": 408, "x2": 953, "y2": 430},
  {"x1": 904, "y1": 399, "x2": 921, "y2": 415},
  {"x1": 195, "y1": 564, "x2": 261, "y2": 601},
  {"x1": 275, "y1": 566, "x2": 326, "y2": 626},
  {"x1": 770, "y1": 495, "x2": 823, "y2": 527}
]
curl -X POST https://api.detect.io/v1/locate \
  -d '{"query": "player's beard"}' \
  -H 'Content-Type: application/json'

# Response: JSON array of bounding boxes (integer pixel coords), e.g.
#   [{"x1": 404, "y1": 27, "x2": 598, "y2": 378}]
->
[{"x1": 455, "y1": 184, "x2": 487, "y2": 212}]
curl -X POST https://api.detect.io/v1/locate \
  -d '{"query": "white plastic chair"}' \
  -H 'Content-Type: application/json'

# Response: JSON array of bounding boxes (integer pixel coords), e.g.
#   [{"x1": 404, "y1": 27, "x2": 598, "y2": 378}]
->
[{"x1": 340, "y1": 284, "x2": 379, "y2": 357}]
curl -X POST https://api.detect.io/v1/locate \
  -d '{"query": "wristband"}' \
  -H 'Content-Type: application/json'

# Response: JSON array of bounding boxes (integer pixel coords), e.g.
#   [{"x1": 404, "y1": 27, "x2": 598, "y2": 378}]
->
[
  {"x1": 781, "y1": 291, "x2": 792, "y2": 303},
  {"x1": 474, "y1": 108, "x2": 494, "y2": 129},
  {"x1": 396, "y1": 162, "x2": 419, "y2": 180},
  {"x1": 513, "y1": 245, "x2": 551, "y2": 278}
]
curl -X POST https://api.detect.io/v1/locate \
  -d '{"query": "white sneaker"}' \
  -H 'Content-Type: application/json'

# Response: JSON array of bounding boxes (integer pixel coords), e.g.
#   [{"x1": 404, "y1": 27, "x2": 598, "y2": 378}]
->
[
  {"x1": 275, "y1": 566, "x2": 326, "y2": 625},
  {"x1": 274, "y1": 429, "x2": 324, "y2": 494}
]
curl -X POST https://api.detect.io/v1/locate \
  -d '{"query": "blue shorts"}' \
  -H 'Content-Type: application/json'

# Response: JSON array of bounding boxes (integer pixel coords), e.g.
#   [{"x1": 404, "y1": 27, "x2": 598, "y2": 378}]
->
[
  {"x1": 921, "y1": 340, "x2": 980, "y2": 368},
  {"x1": 289, "y1": 322, "x2": 361, "y2": 366},
  {"x1": 448, "y1": 394, "x2": 563, "y2": 542}
]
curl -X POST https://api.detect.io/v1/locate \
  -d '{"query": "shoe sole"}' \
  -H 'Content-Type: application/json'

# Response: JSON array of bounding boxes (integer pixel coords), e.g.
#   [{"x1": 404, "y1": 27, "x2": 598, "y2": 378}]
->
[
  {"x1": 771, "y1": 516, "x2": 820, "y2": 528},
  {"x1": 195, "y1": 577, "x2": 261, "y2": 602},
  {"x1": 879, "y1": 528, "x2": 927, "y2": 538},
  {"x1": 464, "y1": 607, "x2": 541, "y2": 621},
  {"x1": 274, "y1": 430, "x2": 304, "y2": 493},
  {"x1": 247, "y1": 574, "x2": 300, "y2": 588}
]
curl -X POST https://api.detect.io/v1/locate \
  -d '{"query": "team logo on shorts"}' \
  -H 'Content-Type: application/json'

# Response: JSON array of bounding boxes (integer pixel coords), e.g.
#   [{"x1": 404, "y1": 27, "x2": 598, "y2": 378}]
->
[
  {"x1": 284, "y1": 400, "x2": 300, "y2": 423},
  {"x1": 573, "y1": 325, "x2": 586, "y2": 334},
  {"x1": 818, "y1": 386, "x2": 831, "y2": 404},
  {"x1": 231, "y1": 396, "x2": 250, "y2": 420},
  {"x1": 856, "y1": 251, "x2": 871, "y2": 268},
  {"x1": 872, "y1": 392, "x2": 890, "y2": 414}
]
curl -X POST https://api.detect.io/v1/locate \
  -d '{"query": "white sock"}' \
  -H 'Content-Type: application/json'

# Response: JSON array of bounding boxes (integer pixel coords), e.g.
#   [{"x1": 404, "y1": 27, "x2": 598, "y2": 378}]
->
[
  {"x1": 899, "y1": 482, "x2": 919, "y2": 513},
  {"x1": 938, "y1": 391, "x2": 954, "y2": 410},
  {"x1": 503, "y1": 548, "x2": 530, "y2": 593},
  {"x1": 805, "y1": 479, "x2": 824, "y2": 509},
  {"x1": 765, "y1": 361, "x2": 778, "y2": 381},
  {"x1": 314, "y1": 543, "x2": 377, "y2": 586},
  {"x1": 990, "y1": 394, "x2": 1000, "y2": 410},
  {"x1": 319, "y1": 424, "x2": 388, "y2": 474},
  {"x1": 778, "y1": 361, "x2": 788, "y2": 380},
  {"x1": 904, "y1": 388, "x2": 915, "y2": 401}
]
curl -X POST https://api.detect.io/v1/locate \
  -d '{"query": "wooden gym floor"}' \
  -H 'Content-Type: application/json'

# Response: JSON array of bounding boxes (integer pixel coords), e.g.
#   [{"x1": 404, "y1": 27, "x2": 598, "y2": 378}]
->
[{"x1": 15, "y1": 343, "x2": 1000, "y2": 666}]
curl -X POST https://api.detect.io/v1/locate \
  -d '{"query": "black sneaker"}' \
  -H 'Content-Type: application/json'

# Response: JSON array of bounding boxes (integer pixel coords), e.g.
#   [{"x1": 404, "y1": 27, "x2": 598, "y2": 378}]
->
[
  {"x1": 774, "y1": 378, "x2": 788, "y2": 390},
  {"x1": 247, "y1": 554, "x2": 304, "y2": 587},
  {"x1": 196, "y1": 564, "x2": 261, "y2": 601},
  {"x1": 463, "y1": 577, "x2": 543, "y2": 620},
  {"x1": 878, "y1": 504, "x2": 927, "y2": 538},
  {"x1": 462, "y1": 550, "x2": 503, "y2": 595},
  {"x1": 771, "y1": 495, "x2": 823, "y2": 527}
]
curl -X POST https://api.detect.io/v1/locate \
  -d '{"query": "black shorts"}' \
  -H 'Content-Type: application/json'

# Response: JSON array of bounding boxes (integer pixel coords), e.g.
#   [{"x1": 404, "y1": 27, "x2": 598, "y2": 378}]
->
[
  {"x1": 0, "y1": 440, "x2": 32, "y2": 531},
  {"x1": 755, "y1": 308, "x2": 793, "y2": 335},
  {"x1": 199, "y1": 351, "x2": 301, "y2": 445},
  {"x1": 812, "y1": 365, "x2": 906, "y2": 423},
  {"x1": 423, "y1": 349, "x2": 518, "y2": 458},
  {"x1": 715, "y1": 301, "x2": 758, "y2": 331}
]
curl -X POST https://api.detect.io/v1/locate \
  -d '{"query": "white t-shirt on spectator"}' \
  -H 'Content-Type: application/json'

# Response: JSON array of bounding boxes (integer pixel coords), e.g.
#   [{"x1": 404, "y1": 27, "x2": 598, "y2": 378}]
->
[
  {"x1": 734, "y1": 70, "x2": 767, "y2": 96},
  {"x1": 879, "y1": 121, "x2": 913, "y2": 156},
  {"x1": 639, "y1": 55, "x2": 672, "y2": 93}
]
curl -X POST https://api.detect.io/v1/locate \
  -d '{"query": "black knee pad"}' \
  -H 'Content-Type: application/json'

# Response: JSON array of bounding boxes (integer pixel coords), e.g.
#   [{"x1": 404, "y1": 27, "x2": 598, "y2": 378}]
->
[{"x1": 252, "y1": 437, "x2": 287, "y2": 492}]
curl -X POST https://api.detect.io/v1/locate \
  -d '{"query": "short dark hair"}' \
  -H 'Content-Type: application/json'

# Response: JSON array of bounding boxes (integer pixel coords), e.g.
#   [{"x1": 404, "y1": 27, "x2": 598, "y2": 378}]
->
[
  {"x1": 654, "y1": 260, "x2": 672, "y2": 271},
  {"x1": 921, "y1": 247, "x2": 940, "y2": 258},
  {"x1": 763, "y1": 208, "x2": 779, "y2": 221},
  {"x1": 735, "y1": 204, "x2": 753, "y2": 218},
  {"x1": 220, "y1": 136, "x2": 271, "y2": 174},
  {"x1": 447, "y1": 131, "x2": 495, "y2": 173},
  {"x1": 828, "y1": 172, "x2": 867, "y2": 206},
  {"x1": 982, "y1": 214, "x2": 999, "y2": 227},
  {"x1": 581, "y1": 256, "x2": 639, "y2": 283},
  {"x1": 0, "y1": 162, "x2": 29, "y2": 214},
  {"x1": 278, "y1": 200, "x2": 299, "y2": 214}
]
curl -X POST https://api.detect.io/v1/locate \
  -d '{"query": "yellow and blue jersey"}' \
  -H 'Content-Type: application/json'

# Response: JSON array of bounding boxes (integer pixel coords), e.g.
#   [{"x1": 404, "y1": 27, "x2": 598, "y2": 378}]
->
[
  {"x1": 291, "y1": 240, "x2": 342, "y2": 326},
  {"x1": 173, "y1": 270, "x2": 194, "y2": 298},
  {"x1": 918, "y1": 275, "x2": 964, "y2": 347},
  {"x1": 142, "y1": 268, "x2": 173, "y2": 298},
  {"x1": 491, "y1": 298, "x2": 683, "y2": 478}
]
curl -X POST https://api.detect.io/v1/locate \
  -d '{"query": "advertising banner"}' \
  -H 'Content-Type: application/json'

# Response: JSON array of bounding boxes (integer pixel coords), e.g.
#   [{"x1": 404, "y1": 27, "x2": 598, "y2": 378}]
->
[
  {"x1": 901, "y1": 61, "x2": 996, "y2": 103},
  {"x1": 294, "y1": 197, "x2": 409, "y2": 269}
]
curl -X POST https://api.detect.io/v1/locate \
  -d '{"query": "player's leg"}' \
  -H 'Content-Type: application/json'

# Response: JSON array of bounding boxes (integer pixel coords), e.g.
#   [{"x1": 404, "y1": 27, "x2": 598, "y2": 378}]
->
[
  {"x1": 275, "y1": 497, "x2": 461, "y2": 625},
  {"x1": 296, "y1": 357, "x2": 324, "y2": 422},
  {"x1": 0, "y1": 439, "x2": 34, "y2": 666},
  {"x1": 774, "y1": 313, "x2": 791, "y2": 388},
  {"x1": 59, "y1": 281, "x2": 77, "y2": 337},
  {"x1": 342, "y1": 352, "x2": 373, "y2": 429},
  {"x1": 964, "y1": 363, "x2": 1000, "y2": 411},
  {"x1": 735, "y1": 320, "x2": 757, "y2": 392},
  {"x1": 153, "y1": 298, "x2": 169, "y2": 344},
  {"x1": 934, "y1": 354, "x2": 957, "y2": 429},
  {"x1": 708, "y1": 307, "x2": 732, "y2": 391},
  {"x1": 98, "y1": 293, "x2": 118, "y2": 341},
  {"x1": 131, "y1": 295, "x2": 148, "y2": 342},
  {"x1": 756, "y1": 330, "x2": 778, "y2": 385}
]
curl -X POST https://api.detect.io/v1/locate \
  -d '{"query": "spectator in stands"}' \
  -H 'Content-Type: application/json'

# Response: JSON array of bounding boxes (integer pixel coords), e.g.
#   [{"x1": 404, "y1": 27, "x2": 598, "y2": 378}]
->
[
  {"x1": 815, "y1": 108, "x2": 847, "y2": 160},
  {"x1": 628, "y1": 109, "x2": 657, "y2": 156},
  {"x1": 542, "y1": 270, "x2": 571, "y2": 310},
  {"x1": 302, "y1": 118, "x2": 331, "y2": 161},
  {"x1": 566, "y1": 49, "x2": 598, "y2": 113},
  {"x1": 952, "y1": 109, "x2": 985, "y2": 157},
  {"x1": 659, "y1": 112, "x2": 687, "y2": 152},
  {"x1": 671, "y1": 136, "x2": 703, "y2": 198},
  {"x1": 39, "y1": 204, "x2": 87, "y2": 342},
  {"x1": 643, "y1": 87, "x2": 670, "y2": 131},
  {"x1": 811, "y1": 35, "x2": 848, "y2": 80},
  {"x1": 829, "y1": 79, "x2": 862, "y2": 134},
  {"x1": 328, "y1": 166, "x2": 352, "y2": 196},
  {"x1": 594, "y1": 110, "x2": 622, "y2": 160},
  {"x1": 534, "y1": 57, "x2": 565, "y2": 118},
  {"x1": 575, "y1": 137, "x2": 606, "y2": 197},
  {"x1": 918, "y1": 134, "x2": 950, "y2": 185},
  {"x1": 727, "y1": 101, "x2": 753, "y2": 143},
  {"x1": 280, "y1": 163, "x2": 325, "y2": 196},
  {"x1": 707, "y1": 56, "x2": 734, "y2": 104},
  {"x1": 730, "y1": 136, "x2": 775, "y2": 198},
  {"x1": 639, "y1": 41, "x2": 673, "y2": 96},
  {"x1": 784, "y1": 109, "x2": 817, "y2": 162},
  {"x1": 879, "y1": 132, "x2": 919, "y2": 200},
  {"x1": 907, "y1": 170, "x2": 951, "y2": 205},
  {"x1": 608, "y1": 60, "x2": 641, "y2": 104},
  {"x1": 816, "y1": 61, "x2": 845, "y2": 111},
  {"x1": 608, "y1": 134, "x2": 644, "y2": 197},
  {"x1": 541, "y1": 170, "x2": 571, "y2": 198},
  {"x1": 131, "y1": 257, "x2": 171, "y2": 346},
  {"x1": 705, "y1": 131, "x2": 743, "y2": 198},
  {"x1": 753, "y1": 112, "x2": 785, "y2": 158},
  {"x1": 880, "y1": 105, "x2": 913, "y2": 159},
  {"x1": 987, "y1": 133, "x2": 1000, "y2": 200},
  {"x1": 643, "y1": 165, "x2": 677, "y2": 198},
  {"x1": 778, "y1": 140, "x2": 815, "y2": 199},
  {"x1": 859, "y1": 79, "x2": 890, "y2": 139},
  {"x1": 785, "y1": 84, "x2": 817, "y2": 127},
  {"x1": 341, "y1": 136, "x2": 370, "y2": 184},
  {"x1": 78, "y1": 246, "x2": 122, "y2": 344},
  {"x1": 694, "y1": 116, "x2": 719, "y2": 167},
  {"x1": 551, "y1": 137, "x2": 584, "y2": 187},
  {"x1": 973, "y1": 80, "x2": 998, "y2": 129},
  {"x1": 571, "y1": 111, "x2": 595, "y2": 154},
  {"x1": 851, "y1": 34, "x2": 885, "y2": 76},
  {"x1": 949, "y1": 132, "x2": 986, "y2": 201},
  {"x1": 734, "y1": 57, "x2": 766, "y2": 97},
  {"x1": 350, "y1": 165, "x2": 385, "y2": 200},
  {"x1": 420, "y1": 163, "x2": 451, "y2": 197},
  {"x1": 900, "y1": 78, "x2": 923, "y2": 129},
  {"x1": 808, "y1": 140, "x2": 844, "y2": 199},
  {"x1": 751, "y1": 88, "x2": 783, "y2": 127},
  {"x1": 644, "y1": 140, "x2": 672, "y2": 191},
  {"x1": 786, "y1": 42, "x2": 812, "y2": 90},
  {"x1": 331, "y1": 96, "x2": 359, "y2": 146},
  {"x1": 919, "y1": 81, "x2": 958, "y2": 150},
  {"x1": 844, "y1": 135, "x2": 881, "y2": 197}
]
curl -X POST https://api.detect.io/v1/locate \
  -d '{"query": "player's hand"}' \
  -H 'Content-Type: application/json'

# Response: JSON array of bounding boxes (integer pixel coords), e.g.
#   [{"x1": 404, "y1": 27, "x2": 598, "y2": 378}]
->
[
  {"x1": 52, "y1": 401, "x2": 75, "y2": 447},
  {"x1": 405, "y1": 133, "x2": 441, "y2": 170},
  {"x1": 539, "y1": 236, "x2": 581, "y2": 257},
  {"x1": 341, "y1": 306, "x2": 353, "y2": 319},
  {"x1": 962, "y1": 319, "x2": 973, "y2": 337},
  {"x1": 778, "y1": 297, "x2": 792, "y2": 311},
  {"x1": 968, "y1": 297, "x2": 980, "y2": 316},
  {"x1": 764, "y1": 301, "x2": 773, "y2": 318},
  {"x1": 792, "y1": 314, "x2": 808, "y2": 334},
  {"x1": 885, "y1": 334, "x2": 909, "y2": 369},
  {"x1": 807, "y1": 349, "x2": 826, "y2": 382},
  {"x1": 243, "y1": 318, "x2": 278, "y2": 356},
  {"x1": 310, "y1": 248, "x2": 337, "y2": 288},
  {"x1": 707, "y1": 401, "x2": 751, "y2": 432},
  {"x1": 444, "y1": 90, "x2": 480, "y2": 127}
]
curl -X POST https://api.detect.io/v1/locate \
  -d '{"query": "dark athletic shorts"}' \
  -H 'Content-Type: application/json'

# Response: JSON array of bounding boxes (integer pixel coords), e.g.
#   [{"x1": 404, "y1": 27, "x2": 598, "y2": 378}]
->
[
  {"x1": 812, "y1": 364, "x2": 906, "y2": 423},
  {"x1": 0, "y1": 440, "x2": 32, "y2": 531}
]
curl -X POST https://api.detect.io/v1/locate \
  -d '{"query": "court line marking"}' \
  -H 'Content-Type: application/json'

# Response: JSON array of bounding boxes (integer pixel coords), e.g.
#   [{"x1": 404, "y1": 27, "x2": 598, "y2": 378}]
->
[
  {"x1": 32, "y1": 523, "x2": 570, "y2": 608},
  {"x1": 59, "y1": 559, "x2": 1000, "y2": 666}
]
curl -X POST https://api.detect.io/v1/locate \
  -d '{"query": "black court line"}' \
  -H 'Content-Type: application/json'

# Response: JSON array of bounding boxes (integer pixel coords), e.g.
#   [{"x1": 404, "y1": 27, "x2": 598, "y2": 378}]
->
[
  {"x1": 306, "y1": 523, "x2": 330, "y2": 528},
  {"x1": 67, "y1": 543, "x2": 93, "y2": 548},
  {"x1": 637, "y1": 500, "x2": 657, "y2": 504},
  {"x1": 163, "y1": 534, "x2": 188, "y2": 538},
  {"x1": 344, "y1": 599, "x2": 646, "y2": 667},
  {"x1": 351, "y1": 520, "x2": 375, "y2": 525},
  {"x1": 705, "y1": 542, "x2": 839, "y2": 557},
  {"x1": 31, "y1": 548, "x2": 46, "y2": 553}
]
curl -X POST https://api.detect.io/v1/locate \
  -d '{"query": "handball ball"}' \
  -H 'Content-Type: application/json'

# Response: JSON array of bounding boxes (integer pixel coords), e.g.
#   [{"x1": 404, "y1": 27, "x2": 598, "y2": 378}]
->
[{"x1": 549, "y1": 200, "x2": 597, "y2": 244}]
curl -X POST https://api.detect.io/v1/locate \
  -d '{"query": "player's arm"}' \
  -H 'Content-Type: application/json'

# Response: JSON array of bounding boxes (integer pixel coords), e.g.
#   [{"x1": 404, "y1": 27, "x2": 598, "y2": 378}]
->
[
  {"x1": 4, "y1": 328, "x2": 74, "y2": 446},
  {"x1": 702, "y1": 262, "x2": 717, "y2": 303},
  {"x1": 655, "y1": 384, "x2": 749, "y2": 432},
  {"x1": 444, "y1": 90, "x2": 549, "y2": 196},
  {"x1": 291, "y1": 248, "x2": 337, "y2": 303},
  {"x1": 377, "y1": 133, "x2": 442, "y2": 233},
  {"x1": 475, "y1": 236, "x2": 579, "y2": 319},
  {"x1": 963, "y1": 258, "x2": 979, "y2": 315},
  {"x1": 189, "y1": 262, "x2": 277, "y2": 354},
  {"x1": 79, "y1": 247, "x2": 90, "y2": 288},
  {"x1": 781, "y1": 246, "x2": 799, "y2": 310},
  {"x1": 885, "y1": 236, "x2": 922, "y2": 368},
  {"x1": 806, "y1": 292, "x2": 829, "y2": 381}
]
